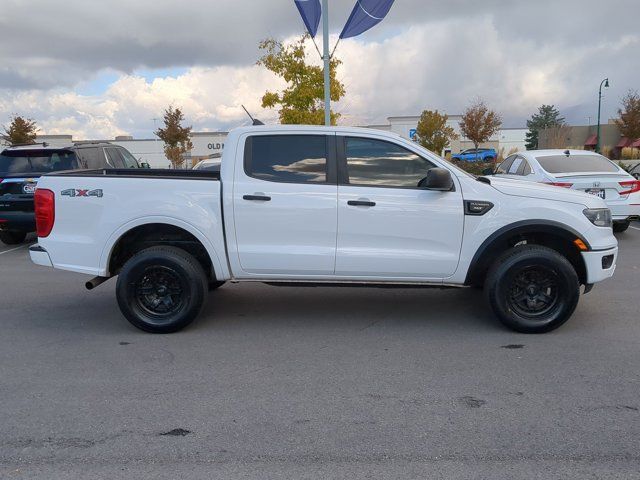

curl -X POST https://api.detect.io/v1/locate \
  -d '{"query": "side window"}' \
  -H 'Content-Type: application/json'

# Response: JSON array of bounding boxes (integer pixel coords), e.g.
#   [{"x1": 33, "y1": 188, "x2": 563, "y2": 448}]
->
[
  {"x1": 508, "y1": 157, "x2": 523, "y2": 174},
  {"x1": 245, "y1": 135, "x2": 328, "y2": 184},
  {"x1": 495, "y1": 155, "x2": 516, "y2": 174},
  {"x1": 119, "y1": 148, "x2": 139, "y2": 168},
  {"x1": 344, "y1": 137, "x2": 436, "y2": 188},
  {"x1": 104, "y1": 147, "x2": 125, "y2": 168},
  {"x1": 518, "y1": 159, "x2": 532, "y2": 176}
]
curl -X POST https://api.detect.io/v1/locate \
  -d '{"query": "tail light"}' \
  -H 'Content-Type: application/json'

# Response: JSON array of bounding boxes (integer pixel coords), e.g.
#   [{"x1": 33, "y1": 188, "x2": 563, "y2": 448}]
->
[
  {"x1": 543, "y1": 182, "x2": 573, "y2": 188},
  {"x1": 619, "y1": 180, "x2": 640, "y2": 195},
  {"x1": 34, "y1": 189, "x2": 55, "y2": 237}
]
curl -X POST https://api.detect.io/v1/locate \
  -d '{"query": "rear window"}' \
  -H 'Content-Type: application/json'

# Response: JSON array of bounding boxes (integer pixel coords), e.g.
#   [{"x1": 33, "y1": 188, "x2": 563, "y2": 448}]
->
[
  {"x1": 536, "y1": 154, "x2": 618, "y2": 173},
  {"x1": 0, "y1": 150, "x2": 78, "y2": 175}
]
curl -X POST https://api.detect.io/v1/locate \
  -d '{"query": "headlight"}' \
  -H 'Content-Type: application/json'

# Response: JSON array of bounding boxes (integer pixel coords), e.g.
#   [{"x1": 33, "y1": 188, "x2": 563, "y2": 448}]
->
[{"x1": 583, "y1": 208, "x2": 612, "y2": 228}]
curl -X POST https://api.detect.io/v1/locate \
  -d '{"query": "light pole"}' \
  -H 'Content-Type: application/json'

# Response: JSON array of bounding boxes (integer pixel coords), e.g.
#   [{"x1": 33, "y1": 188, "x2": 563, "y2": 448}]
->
[{"x1": 596, "y1": 78, "x2": 609, "y2": 153}]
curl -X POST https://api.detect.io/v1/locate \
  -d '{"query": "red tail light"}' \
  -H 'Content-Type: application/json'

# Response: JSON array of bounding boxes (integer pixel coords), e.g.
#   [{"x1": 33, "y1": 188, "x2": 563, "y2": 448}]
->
[
  {"x1": 619, "y1": 180, "x2": 640, "y2": 195},
  {"x1": 34, "y1": 189, "x2": 55, "y2": 237},
  {"x1": 543, "y1": 182, "x2": 573, "y2": 188}
]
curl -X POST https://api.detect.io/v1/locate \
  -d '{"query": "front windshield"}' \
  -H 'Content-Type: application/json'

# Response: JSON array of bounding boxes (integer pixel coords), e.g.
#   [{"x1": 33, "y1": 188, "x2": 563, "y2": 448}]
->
[{"x1": 0, "y1": 150, "x2": 78, "y2": 175}]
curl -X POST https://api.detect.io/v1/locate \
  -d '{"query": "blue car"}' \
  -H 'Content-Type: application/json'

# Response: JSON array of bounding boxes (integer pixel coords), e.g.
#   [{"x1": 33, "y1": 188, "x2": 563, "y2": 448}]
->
[{"x1": 452, "y1": 148, "x2": 497, "y2": 162}]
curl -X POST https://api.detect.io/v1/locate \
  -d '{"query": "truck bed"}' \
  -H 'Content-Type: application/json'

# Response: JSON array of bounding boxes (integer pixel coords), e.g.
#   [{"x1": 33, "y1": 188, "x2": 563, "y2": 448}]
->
[{"x1": 46, "y1": 168, "x2": 220, "y2": 180}]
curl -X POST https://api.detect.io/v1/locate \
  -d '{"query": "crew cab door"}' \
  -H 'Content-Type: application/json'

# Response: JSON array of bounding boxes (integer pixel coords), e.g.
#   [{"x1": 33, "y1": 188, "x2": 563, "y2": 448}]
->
[
  {"x1": 232, "y1": 133, "x2": 338, "y2": 276},
  {"x1": 335, "y1": 135, "x2": 463, "y2": 280}
]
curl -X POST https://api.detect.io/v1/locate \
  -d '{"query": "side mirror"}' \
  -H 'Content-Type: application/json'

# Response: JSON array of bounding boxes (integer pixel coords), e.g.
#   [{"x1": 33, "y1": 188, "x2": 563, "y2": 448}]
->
[
  {"x1": 482, "y1": 167, "x2": 495, "y2": 176},
  {"x1": 140, "y1": 162, "x2": 151, "y2": 169},
  {"x1": 419, "y1": 168, "x2": 454, "y2": 191}
]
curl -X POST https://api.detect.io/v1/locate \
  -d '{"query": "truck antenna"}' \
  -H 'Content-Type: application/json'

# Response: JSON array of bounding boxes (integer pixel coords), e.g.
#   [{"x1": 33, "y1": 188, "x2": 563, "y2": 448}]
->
[{"x1": 241, "y1": 105, "x2": 265, "y2": 126}]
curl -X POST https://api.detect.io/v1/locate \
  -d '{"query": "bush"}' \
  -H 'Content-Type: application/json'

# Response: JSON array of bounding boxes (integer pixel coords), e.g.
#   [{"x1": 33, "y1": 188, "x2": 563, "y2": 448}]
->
[
  {"x1": 451, "y1": 159, "x2": 495, "y2": 175},
  {"x1": 621, "y1": 147, "x2": 640, "y2": 160}
]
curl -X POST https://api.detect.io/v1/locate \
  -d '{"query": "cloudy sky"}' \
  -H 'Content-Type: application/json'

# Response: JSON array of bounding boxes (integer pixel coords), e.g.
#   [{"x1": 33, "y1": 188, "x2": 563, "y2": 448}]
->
[{"x1": 0, "y1": 0, "x2": 638, "y2": 139}]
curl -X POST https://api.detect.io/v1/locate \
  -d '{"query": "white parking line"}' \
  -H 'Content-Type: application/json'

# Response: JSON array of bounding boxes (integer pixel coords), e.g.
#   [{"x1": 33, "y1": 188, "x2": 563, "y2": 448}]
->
[
  {"x1": 0, "y1": 243, "x2": 32, "y2": 255},
  {"x1": 631, "y1": 225, "x2": 640, "y2": 231}
]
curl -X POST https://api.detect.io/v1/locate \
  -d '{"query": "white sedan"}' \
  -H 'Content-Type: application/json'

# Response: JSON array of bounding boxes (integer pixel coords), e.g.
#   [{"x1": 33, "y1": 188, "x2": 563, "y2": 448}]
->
[{"x1": 490, "y1": 149, "x2": 640, "y2": 232}]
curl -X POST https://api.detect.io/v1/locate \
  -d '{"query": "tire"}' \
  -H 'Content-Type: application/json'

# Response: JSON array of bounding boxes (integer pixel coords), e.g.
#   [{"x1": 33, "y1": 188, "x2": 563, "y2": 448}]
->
[
  {"x1": 208, "y1": 281, "x2": 226, "y2": 291},
  {"x1": 613, "y1": 221, "x2": 630, "y2": 233},
  {"x1": 116, "y1": 246, "x2": 208, "y2": 333},
  {"x1": 0, "y1": 231, "x2": 27, "y2": 245},
  {"x1": 485, "y1": 245, "x2": 580, "y2": 334}
]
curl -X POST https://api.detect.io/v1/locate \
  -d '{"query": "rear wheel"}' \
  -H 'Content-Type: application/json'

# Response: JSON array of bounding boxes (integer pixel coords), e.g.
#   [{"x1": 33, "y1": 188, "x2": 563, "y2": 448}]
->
[
  {"x1": 485, "y1": 245, "x2": 579, "y2": 333},
  {"x1": 613, "y1": 221, "x2": 630, "y2": 233},
  {"x1": 0, "y1": 231, "x2": 27, "y2": 245},
  {"x1": 116, "y1": 246, "x2": 208, "y2": 333}
]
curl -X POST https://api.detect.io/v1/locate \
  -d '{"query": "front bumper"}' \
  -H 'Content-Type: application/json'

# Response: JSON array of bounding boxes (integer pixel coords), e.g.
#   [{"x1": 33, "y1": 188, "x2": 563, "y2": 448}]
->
[
  {"x1": 581, "y1": 246, "x2": 617, "y2": 284},
  {"x1": 29, "y1": 244, "x2": 53, "y2": 268}
]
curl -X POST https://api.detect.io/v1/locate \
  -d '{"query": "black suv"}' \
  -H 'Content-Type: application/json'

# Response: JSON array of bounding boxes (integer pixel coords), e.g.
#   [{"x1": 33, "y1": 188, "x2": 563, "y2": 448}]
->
[{"x1": 0, "y1": 142, "x2": 142, "y2": 245}]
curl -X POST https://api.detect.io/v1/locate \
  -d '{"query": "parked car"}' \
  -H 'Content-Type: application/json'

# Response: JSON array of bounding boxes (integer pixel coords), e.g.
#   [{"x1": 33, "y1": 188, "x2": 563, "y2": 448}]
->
[
  {"x1": 0, "y1": 142, "x2": 141, "y2": 245},
  {"x1": 488, "y1": 149, "x2": 640, "y2": 233},
  {"x1": 452, "y1": 148, "x2": 497, "y2": 162},
  {"x1": 30, "y1": 126, "x2": 617, "y2": 334},
  {"x1": 630, "y1": 162, "x2": 640, "y2": 180},
  {"x1": 192, "y1": 153, "x2": 221, "y2": 171}
]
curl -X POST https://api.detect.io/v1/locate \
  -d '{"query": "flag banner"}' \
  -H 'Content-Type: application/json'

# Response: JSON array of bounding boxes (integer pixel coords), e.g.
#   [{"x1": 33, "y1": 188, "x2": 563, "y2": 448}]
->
[
  {"x1": 294, "y1": 0, "x2": 322, "y2": 38},
  {"x1": 340, "y1": 0, "x2": 395, "y2": 39}
]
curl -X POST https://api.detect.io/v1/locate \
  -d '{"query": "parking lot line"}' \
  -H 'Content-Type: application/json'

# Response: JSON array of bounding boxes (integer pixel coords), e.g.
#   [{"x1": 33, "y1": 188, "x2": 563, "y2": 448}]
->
[{"x1": 0, "y1": 244, "x2": 31, "y2": 255}]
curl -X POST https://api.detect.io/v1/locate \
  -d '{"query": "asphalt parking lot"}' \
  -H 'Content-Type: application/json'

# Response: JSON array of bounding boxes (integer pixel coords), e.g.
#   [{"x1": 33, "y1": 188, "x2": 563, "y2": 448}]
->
[{"x1": 1, "y1": 226, "x2": 640, "y2": 479}]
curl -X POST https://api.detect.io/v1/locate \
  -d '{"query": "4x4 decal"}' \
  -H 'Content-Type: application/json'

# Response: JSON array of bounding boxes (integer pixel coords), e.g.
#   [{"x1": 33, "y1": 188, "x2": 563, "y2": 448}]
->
[{"x1": 61, "y1": 189, "x2": 103, "y2": 198}]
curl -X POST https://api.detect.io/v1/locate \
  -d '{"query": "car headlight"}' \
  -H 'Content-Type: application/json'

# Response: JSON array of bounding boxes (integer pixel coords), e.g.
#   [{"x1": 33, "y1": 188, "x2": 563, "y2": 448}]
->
[{"x1": 583, "y1": 208, "x2": 612, "y2": 228}]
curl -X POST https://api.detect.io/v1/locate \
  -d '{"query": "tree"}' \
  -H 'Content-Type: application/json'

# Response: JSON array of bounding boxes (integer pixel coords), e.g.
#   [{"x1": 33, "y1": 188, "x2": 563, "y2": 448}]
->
[
  {"x1": 155, "y1": 106, "x2": 193, "y2": 169},
  {"x1": 415, "y1": 110, "x2": 458, "y2": 155},
  {"x1": 525, "y1": 105, "x2": 565, "y2": 150},
  {"x1": 3, "y1": 115, "x2": 38, "y2": 145},
  {"x1": 459, "y1": 100, "x2": 502, "y2": 160},
  {"x1": 258, "y1": 35, "x2": 345, "y2": 125},
  {"x1": 615, "y1": 90, "x2": 640, "y2": 140}
]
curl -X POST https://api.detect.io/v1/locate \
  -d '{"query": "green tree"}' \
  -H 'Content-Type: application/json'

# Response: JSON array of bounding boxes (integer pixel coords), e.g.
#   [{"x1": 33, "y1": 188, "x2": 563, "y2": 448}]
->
[
  {"x1": 525, "y1": 105, "x2": 564, "y2": 150},
  {"x1": 155, "y1": 106, "x2": 194, "y2": 169},
  {"x1": 615, "y1": 90, "x2": 640, "y2": 140},
  {"x1": 459, "y1": 100, "x2": 502, "y2": 159},
  {"x1": 3, "y1": 115, "x2": 38, "y2": 145},
  {"x1": 415, "y1": 110, "x2": 459, "y2": 155},
  {"x1": 258, "y1": 35, "x2": 345, "y2": 125}
]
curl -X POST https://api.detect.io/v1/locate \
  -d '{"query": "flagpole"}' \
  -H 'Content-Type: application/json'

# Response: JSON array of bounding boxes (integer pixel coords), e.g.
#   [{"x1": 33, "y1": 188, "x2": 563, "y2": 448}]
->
[{"x1": 322, "y1": 0, "x2": 331, "y2": 126}]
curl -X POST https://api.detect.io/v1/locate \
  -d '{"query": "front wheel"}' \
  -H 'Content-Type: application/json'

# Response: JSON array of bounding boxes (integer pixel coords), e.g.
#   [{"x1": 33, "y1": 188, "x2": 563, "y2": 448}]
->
[
  {"x1": 485, "y1": 245, "x2": 579, "y2": 333},
  {"x1": 116, "y1": 246, "x2": 208, "y2": 333},
  {"x1": 613, "y1": 221, "x2": 630, "y2": 233},
  {"x1": 0, "y1": 231, "x2": 27, "y2": 245}
]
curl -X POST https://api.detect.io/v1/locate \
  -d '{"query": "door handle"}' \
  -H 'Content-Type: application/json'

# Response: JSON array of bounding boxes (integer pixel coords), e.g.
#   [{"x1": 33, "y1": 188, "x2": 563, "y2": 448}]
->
[
  {"x1": 243, "y1": 194, "x2": 271, "y2": 202},
  {"x1": 348, "y1": 200, "x2": 376, "y2": 207}
]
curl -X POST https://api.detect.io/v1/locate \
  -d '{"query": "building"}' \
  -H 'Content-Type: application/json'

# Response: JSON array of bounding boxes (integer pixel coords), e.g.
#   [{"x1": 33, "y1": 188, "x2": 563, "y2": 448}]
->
[{"x1": 363, "y1": 115, "x2": 527, "y2": 155}]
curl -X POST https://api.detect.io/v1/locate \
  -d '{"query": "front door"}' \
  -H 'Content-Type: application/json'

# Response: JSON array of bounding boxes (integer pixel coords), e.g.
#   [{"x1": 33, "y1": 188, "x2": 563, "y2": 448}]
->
[
  {"x1": 232, "y1": 133, "x2": 338, "y2": 276},
  {"x1": 335, "y1": 135, "x2": 464, "y2": 280}
]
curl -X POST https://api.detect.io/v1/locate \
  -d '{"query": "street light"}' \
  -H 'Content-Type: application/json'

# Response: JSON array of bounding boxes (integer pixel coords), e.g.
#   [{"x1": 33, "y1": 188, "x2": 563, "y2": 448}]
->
[{"x1": 596, "y1": 78, "x2": 609, "y2": 153}]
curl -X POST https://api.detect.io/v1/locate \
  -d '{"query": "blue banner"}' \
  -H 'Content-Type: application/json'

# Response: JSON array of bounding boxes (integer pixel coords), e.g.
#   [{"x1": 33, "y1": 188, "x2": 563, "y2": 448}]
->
[
  {"x1": 294, "y1": 0, "x2": 322, "y2": 38},
  {"x1": 340, "y1": 0, "x2": 395, "y2": 39}
]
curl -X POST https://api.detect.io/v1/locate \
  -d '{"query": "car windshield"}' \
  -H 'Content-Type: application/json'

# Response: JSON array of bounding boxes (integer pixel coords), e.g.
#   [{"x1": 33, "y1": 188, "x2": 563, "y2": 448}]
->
[
  {"x1": 0, "y1": 150, "x2": 78, "y2": 175},
  {"x1": 536, "y1": 154, "x2": 618, "y2": 173}
]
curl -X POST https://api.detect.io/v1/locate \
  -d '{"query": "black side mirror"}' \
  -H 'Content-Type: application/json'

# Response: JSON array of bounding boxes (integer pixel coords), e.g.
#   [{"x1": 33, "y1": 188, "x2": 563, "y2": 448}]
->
[
  {"x1": 419, "y1": 168, "x2": 454, "y2": 191},
  {"x1": 140, "y1": 162, "x2": 151, "y2": 169},
  {"x1": 482, "y1": 167, "x2": 495, "y2": 176}
]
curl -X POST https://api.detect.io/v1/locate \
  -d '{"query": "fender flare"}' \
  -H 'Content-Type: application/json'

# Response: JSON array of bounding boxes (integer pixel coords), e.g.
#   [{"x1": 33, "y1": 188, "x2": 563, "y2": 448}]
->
[{"x1": 464, "y1": 220, "x2": 590, "y2": 285}]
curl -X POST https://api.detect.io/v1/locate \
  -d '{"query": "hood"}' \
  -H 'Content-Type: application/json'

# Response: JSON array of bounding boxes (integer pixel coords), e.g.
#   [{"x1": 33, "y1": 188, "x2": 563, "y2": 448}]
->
[{"x1": 487, "y1": 177, "x2": 605, "y2": 208}]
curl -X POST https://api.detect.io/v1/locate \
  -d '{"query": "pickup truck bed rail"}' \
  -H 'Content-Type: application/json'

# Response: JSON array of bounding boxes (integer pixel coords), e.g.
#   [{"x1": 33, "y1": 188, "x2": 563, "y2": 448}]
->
[{"x1": 45, "y1": 168, "x2": 220, "y2": 180}]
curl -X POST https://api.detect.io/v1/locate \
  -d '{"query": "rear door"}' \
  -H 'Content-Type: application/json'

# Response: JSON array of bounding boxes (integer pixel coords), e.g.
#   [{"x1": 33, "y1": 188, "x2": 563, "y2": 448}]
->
[
  {"x1": 335, "y1": 135, "x2": 464, "y2": 280},
  {"x1": 232, "y1": 133, "x2": 338, "y2": 276}
]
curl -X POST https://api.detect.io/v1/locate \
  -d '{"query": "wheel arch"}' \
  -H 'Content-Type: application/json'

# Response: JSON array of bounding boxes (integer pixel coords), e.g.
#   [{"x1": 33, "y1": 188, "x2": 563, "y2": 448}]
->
[{"x1": 465, "y1": 220, "x2": 590, "y2": 287}]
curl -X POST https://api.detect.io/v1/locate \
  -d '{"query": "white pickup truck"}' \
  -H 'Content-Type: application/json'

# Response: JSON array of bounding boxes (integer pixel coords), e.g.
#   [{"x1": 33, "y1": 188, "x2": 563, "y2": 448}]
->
[{"x1": 30, "y1": 125, "x2": 618, "y2": 334}]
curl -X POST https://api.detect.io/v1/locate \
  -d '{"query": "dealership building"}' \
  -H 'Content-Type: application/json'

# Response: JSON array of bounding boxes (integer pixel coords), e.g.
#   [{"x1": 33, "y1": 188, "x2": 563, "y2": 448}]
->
[{"x1": 2, "y1": 114, "x2": 527, "y2": 167}]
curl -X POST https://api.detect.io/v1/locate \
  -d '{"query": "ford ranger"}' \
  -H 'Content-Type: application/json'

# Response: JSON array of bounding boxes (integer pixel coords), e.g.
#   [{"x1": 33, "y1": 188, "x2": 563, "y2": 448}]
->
[{"x1": 29, "y1": 126, "x2": 618, "y2": 334}]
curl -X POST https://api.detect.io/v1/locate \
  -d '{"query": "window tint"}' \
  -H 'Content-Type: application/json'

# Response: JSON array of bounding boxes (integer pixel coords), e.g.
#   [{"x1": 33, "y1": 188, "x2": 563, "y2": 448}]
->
[
  {"x1": 105, "y1": 148, "x2": 125, "y2": 168},
  {"x1": 536, "y1": 154, "x2": 618, "y2": 173},
  {"x1": 345, "y1": 137, "x2": 436, "y2": 188},
  {"x1": 119, "y1": 148, "x2": 139, "y2": 168},
  {"x1": 496, "y1": 155, "x2": 516, "y2": 174},
  {"x1": 0, "y1": 150, "x2": 78, "y2": 174},
  {"x1": 520, "y1": 160, "x2": 532, "y2": 176},
  {"x1": 246, "y1": 135, "x2": 327, "y2": 183},
  {"x1": 508, "y1": 157, "x2": 523, "y2": 174}
]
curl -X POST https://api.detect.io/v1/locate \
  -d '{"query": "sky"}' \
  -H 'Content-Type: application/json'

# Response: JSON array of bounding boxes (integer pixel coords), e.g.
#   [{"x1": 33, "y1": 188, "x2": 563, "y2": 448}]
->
[{"x1": 0, "y1": 0, "x2": 638, "y2": 139}]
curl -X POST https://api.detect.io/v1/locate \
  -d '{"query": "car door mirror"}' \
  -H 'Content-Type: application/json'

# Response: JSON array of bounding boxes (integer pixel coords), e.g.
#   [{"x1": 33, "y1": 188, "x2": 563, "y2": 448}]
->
[
  {"x1": 139, "y1": 162, "x2": 151, "y2": 169},
  {"x1": 482, "y1": 167, "x2": 495, "y2": 176},
  {"x1": 419, "y1": 168, "x2": 454, "y2": 191}
]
